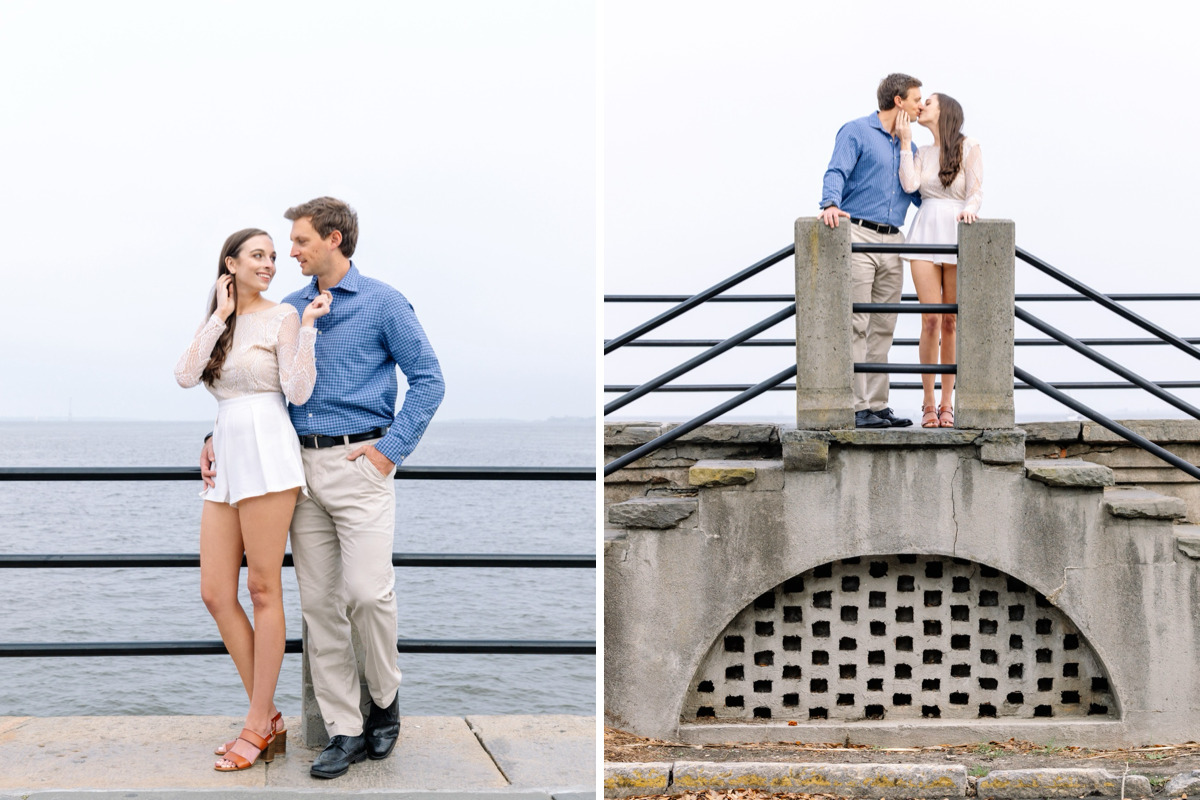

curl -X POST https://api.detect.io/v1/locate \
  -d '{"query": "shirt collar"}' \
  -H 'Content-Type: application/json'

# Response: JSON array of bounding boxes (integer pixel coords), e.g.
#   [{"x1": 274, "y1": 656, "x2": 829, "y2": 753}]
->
[{"x1": 301, "y1": 261, "x2": 361, "y2": 298}]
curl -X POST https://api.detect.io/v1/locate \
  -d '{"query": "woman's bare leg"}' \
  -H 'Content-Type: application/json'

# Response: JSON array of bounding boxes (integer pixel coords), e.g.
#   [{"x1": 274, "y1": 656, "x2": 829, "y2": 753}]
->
[
  {"x1": 910, "y1": 259, "x2": 943, "y2": 408},
  {"x1": 218, "y1": 488, "x2": 297, "y2": 768},
  {"x1": 200, "y1": 501, "x2": 256, "y2": 699},
  {"x1": 940, "y1": 264, "x2": 958, "y2": 408}
]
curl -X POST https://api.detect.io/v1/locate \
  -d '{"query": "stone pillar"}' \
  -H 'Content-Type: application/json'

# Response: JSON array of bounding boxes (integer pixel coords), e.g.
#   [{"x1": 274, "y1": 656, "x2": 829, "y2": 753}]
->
[
  {"x1": 301, "y1": 619, "x2": 373, "y2": 747},
  {"x1": 794, "y1": 217, "x2": 854, "y2": 430},
  {"x1": 956, "y1": 219, "x2": 1016, "y2": 429}
]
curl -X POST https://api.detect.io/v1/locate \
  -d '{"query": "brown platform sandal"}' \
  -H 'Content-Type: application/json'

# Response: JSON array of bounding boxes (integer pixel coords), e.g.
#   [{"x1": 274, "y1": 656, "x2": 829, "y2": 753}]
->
[
  {"x1": 921, "y1": 405, "x2": 939, "y2": 428},
  {"x1": 938, "y1": 405, "x2": 955, "y2": 428},
  {"x1": 214, "y1": 727, "x2": 277, "y2": 771},
  {"x1": 216, "y1": 711, "x2": 285, "y2": 756}
]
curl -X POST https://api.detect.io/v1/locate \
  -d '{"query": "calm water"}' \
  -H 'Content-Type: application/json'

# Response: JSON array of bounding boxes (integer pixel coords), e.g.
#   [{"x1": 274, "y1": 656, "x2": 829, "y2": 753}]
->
[{"x1": 0, "y1": 419, "x2": 595, "y2": 717}]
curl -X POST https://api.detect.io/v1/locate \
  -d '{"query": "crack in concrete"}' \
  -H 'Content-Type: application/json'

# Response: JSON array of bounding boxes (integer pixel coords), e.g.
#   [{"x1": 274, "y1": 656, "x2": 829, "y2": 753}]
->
[
  {"x1": 950, "y1": 457, "x2": 966, "y2": 554},
  {"x1": 465, "y1": 717, "x2": 512, "y2": 786}
]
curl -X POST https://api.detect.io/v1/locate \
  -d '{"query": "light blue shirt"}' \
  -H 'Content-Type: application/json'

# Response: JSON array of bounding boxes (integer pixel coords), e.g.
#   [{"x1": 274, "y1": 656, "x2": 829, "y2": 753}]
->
[
  {"x1": 820, "y1": 112, "x2": 921, "y2": 228},
  {"x1": 284, "y1": 263, "x2": 444, "y2": 465}
]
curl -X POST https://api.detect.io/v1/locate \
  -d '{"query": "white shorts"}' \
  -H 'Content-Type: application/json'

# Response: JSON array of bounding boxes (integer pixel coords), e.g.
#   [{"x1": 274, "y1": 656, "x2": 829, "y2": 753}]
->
[{"x1": 203, "y1": 392, "x2": 306, "y2": 507}]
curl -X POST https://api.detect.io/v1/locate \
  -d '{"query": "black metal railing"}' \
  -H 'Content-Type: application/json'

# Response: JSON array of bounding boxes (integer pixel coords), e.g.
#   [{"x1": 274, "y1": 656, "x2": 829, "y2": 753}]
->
[
  {"x1": 0, "y1": 465, "x2": 596, "y2": 658},
  {"x1": 605, "y1": 235, "x2": 1200, "y2": 478}
]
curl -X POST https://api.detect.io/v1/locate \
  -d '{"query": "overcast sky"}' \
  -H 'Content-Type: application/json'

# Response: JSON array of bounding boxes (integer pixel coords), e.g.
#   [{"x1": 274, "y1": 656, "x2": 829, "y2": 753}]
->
[
  {"x1": 0, "y1": 0, "x2": 595, "y2": 422},
  {"x1": 603, "y1": 0, "x2": 1200, "y2": 422}
]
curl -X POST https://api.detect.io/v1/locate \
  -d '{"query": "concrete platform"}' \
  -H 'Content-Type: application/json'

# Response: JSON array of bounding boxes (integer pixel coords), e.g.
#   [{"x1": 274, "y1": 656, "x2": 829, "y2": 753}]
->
[{"x1": 0, "y1": 714, "x2": 595, "y2": 799}]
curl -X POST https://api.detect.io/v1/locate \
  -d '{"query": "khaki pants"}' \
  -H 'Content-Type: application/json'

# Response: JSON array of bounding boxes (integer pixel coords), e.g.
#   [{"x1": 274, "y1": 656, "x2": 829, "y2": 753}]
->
[
  {"x1": 849, "y1": 224, "x2": 905, "y2": 412},
  {"x1": 291, "y1": 440, "x2": 401, "y2": 738}
]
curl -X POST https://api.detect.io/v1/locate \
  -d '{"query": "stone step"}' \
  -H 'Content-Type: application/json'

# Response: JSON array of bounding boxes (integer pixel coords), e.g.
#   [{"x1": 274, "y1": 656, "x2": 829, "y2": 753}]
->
[
  {"x1": 606, "y1": 496, "x2": 698, "y2": 530},
  {"x1": 1103, "y1": 485, "x2": 1188, "y2": 520},
  {"x1": 1024, "y1": 458, "x2": 1115, "y2": 488}
]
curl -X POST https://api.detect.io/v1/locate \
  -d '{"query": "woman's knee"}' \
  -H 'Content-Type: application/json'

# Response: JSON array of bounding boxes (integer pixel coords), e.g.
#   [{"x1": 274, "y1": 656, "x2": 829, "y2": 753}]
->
[
  {"x1": 246, "y1": 570, "x2": 282, "y2": 608},
  {"x1": 201, "y1": 581, "x2": 239, "y2": 616},
  {"x1": 941, "y1": 314, "x2": 958, "y2": 334},
  {"x1": 921, "y1": 314, "x2": 941, "y2": 335}
]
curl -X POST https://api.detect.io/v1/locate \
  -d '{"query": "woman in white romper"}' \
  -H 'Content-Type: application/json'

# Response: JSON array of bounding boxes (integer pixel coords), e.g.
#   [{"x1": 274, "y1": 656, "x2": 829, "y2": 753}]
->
[
  {"x1": 175, "y1": 228, "x2": 331, "y2": 771},
  {"x1": 897, "y1": 93, "x2": 983, "y2": 428}
]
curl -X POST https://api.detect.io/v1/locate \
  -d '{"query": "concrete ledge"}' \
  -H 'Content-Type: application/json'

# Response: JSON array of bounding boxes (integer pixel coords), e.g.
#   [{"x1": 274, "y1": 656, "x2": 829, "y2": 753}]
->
[
  {"x1": 1019, "y1": 421, "x2": 1082, "y2": 442},
  {"x1": 1083, "y1": 419, "x2": 1200, "y2": 444},
  {"x1": 829, "y1": 428, "x2": 979, "y2": 447},
  {"x1": 604, "y1": 422, "x2": 779, "y2": 447},
  {"x1": 689, "y1": 460, "x2": 758, "y2": 487},
  {"x1": 978, "y1": 430, "x2": 1026, "y2": 464},
  {"x1": 603, "y1": 762, "x2": 671, "y2": 797},
  {"x1": 606, "y1": 497, "x2": 698, "y2": 529},
  {"x1": 677, "y1": 720, "x2": 1130, "y2": 749},
  {"x1": 1104, "y1": 486, "x2": 1189, "y2": 519},
  {"x1": 1025, "y1": 459, "x2": 1115, "y2": 488},
  {"x1": 978, "y1": 767, "x2": 1152, "y2": 798},
  {"x1": 1176, "y1": 526, "x2": 1200, "y2": 559},
  {"x1": 672, "y1": 761, "x2": 966, "y2": 796}
]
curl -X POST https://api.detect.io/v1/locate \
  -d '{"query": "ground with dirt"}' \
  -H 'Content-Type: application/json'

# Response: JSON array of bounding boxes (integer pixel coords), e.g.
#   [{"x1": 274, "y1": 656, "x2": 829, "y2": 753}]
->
[{"x1": 605, "y1": 727, "x2": 1200, "y2": 794}]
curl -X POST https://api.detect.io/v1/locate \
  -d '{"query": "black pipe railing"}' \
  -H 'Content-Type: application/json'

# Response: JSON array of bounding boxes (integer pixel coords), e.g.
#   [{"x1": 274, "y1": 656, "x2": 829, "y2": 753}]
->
[
  {"x1": 604, "y1": 304, "x2": 796, "y2": 415},
  {"x1": 615, "y1": 337, "x2": 1200, "y2": 348},
  {"x1": 1014, "y1": 307, "x2": 1200, "y2": 421},
  {"x1": 604, "y1": 243, "x2": 795, "y2": 355},
  {"x1": 1016, "y1": 247, "x2": 1200, "y2": 363},
  {"x1": 0, "y1": 465, "x2": 593, "y2": 482},
  {"x1": 607, "y1": 293, "x2": 1200, "y2": 304},
  {"x1": 1015, "y1": 366, "x2": 1200, "y2": 481},
  {"x1": 0, "y1": 465, "x2": 596, "y2": 659},
  {"x1": 605, "y1": 380, "x2": 1200, "y2": 393},
  {"x1": 603, "y1": 365, "x2": 797, "y2": 477}
]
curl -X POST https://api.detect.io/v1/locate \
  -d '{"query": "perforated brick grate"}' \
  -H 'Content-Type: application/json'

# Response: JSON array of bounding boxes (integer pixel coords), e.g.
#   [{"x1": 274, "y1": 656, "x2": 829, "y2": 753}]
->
[{"x1": 684, "y1": 555, "x2": 1115, "y2": 723}]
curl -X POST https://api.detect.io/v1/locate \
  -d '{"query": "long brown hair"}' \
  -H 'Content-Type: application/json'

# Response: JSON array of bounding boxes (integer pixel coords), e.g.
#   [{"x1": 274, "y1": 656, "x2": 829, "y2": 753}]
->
[
  {"x1": 201, "y1": 228, "x2": 270, "y2": 386},
  {"x1": 934, "y1": 93, "x2": 966, "y2": 188}
]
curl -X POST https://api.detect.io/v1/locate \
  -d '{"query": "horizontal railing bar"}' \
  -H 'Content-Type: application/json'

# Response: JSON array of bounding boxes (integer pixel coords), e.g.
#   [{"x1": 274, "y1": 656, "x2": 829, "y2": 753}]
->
[
  {"x1": 615, "y1": 337, "x2": 1200, "y2": 348},
  {"x1": 853, "y1": 303, "x2": 957, "y2": 313},
  {"x1": 855, "y1": 363, "x2": 957, "y2": 374},
  {"x1": 0, "y1": 465, "x2": 594, "y2": 482},
  {"x1": 604, "y1": 304, "x2": 797, "y2": 415},
  {"x1": 606, "y1": 293, "x2": 1200, "y2": 303},
  {"x1": 1015, "y1": 306, "x2": 1200, "y2": 421},
  {"x1": 0, "y1": 638, "x2": 596, "y2": 658},
  {"x1": 604, "y1": 380, "x2": 1200, "y2": 393},
  {"x1": 604, "y1": 365, "x2": 797, "y2": 475},
  {"x1": 1015, "y1": 366, "x2": 1200, "y2": 481},
  {"x1": 1017, "y1": 247, "x2": 1200, "y2": 363},
  {"x1": 604, "y1": 244, "x2": 795, "y2": 355},
  {"x1": 0, "y1": 553, "x2": 596, "y2": 569},
  {"x1": 852, "y1": 243, "x2": 958, "y2": 254}
]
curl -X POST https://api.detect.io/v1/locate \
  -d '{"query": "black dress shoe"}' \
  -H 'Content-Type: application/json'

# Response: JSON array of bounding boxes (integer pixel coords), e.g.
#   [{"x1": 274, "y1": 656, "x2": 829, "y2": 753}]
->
[
  {"x1": 310, "y1": 734, "x2": 367, "y2": 779},
  {"x1": 874, "y1": 407, "x2": 912, "y2": 427},
  {"x1": 365, "y1": 691, "x2": 401, "y2": 760},
  {"x1": 854, "y1": 409, "x2": 889, "y2": 428}
]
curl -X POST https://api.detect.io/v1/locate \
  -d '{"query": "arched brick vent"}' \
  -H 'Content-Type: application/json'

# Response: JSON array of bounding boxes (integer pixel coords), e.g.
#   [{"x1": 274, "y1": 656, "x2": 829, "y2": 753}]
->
[{"x1": 684, "y1": 555, "x2": 1115, "y2": 723}]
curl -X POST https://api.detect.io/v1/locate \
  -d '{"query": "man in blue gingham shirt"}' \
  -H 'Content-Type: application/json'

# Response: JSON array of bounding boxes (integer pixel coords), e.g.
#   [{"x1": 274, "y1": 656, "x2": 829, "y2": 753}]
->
[
  {"x1": 280, "y1": 197, "x2": 442, "y2": 779},
  {"x1": 283, "y1": 263, "x2": 443, "y2": 464}
]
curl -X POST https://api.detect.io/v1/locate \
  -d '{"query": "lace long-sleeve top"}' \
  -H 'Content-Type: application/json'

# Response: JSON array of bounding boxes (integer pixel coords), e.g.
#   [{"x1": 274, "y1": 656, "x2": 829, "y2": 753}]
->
[
  {"x1": 899, "y1": 137, "x2": 983, "y2": 214},
  {"x1": 174, "y1": 303, "x2": 318, "y2": 403}
]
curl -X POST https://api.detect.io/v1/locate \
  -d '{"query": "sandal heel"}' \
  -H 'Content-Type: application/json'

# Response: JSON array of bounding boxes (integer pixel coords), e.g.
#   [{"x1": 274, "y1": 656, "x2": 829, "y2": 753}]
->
[{"x1": 274, "y1": 729, "x2": 287, "y2": 754}]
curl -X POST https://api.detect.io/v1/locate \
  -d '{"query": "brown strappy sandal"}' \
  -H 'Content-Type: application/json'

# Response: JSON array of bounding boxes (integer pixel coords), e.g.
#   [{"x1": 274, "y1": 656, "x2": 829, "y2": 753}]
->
[
  {"x1": 921, "y1": 405, "x2": 939, "y2": 428},
  {"x1": 216, "y1": 711, "x2": 285, "y2": 756},
  {"x1": 214, "y1": 727, "x2": 277, "y2": 771},
  {"x1": 938, "y1": 405, "x2": 955, "y2": 428}
]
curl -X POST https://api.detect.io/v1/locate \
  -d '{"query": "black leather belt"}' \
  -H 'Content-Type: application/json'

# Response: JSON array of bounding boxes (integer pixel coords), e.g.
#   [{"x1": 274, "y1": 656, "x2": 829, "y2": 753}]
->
[
  {"x1": 850, "y1": 218, "x2": 900, "y2": 236},
  {"x1": 299, "y1": 427, "x2": 389, "y2": 449}
]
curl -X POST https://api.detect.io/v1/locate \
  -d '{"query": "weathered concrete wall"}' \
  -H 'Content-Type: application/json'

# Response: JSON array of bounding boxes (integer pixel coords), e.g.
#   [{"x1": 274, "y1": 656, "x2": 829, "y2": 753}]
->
[
  {"x1": 1024, "y1": 419, "x2": 1200, "y2": 522},
  {"x1": 604, "y1": 423, "x2": 1200, "y2": 747}
]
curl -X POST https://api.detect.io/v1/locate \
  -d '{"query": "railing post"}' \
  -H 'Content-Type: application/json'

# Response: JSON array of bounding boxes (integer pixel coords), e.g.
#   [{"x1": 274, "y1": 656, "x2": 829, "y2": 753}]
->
[
  {"x1": 794, "y1": 217, "x2": 854, "y2": 429},
  {"x1": 956, "y1": 219, "x2": 1016, "y2": 429}
]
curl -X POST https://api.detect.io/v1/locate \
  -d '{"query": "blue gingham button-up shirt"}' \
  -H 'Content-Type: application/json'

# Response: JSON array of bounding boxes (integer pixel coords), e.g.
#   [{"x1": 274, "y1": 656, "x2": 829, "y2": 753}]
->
[
  {"x1": 284, "y1": 263, "x2": 444, "y2": 465},
  {"x1": 820, "y1": 112, "x2": 922, "y2": 228}
]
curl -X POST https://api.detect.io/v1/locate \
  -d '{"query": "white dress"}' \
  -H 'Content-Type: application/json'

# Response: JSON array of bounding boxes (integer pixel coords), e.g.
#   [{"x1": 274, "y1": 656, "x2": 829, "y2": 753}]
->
[
  {"x1": 900, "y1": 137, "x2": 983, "y2": 265},
  {"x1": 174, "y1": 304, "x2": 318, "y2": 507}
]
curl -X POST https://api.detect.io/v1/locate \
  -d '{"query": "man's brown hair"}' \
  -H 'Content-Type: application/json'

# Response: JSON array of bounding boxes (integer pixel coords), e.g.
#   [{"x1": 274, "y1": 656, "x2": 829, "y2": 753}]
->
[
  {"x1": 284, "y1": 196, "x2": 358, "y2": 258},
  {"x1": 876, "y1": 73, "x2": 922, "y2": 112}
]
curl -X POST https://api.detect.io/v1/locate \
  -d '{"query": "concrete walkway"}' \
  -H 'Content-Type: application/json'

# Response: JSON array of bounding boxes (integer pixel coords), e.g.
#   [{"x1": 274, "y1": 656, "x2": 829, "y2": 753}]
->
[{"x1": 0, "y1": 714, "x2": 595, "y2": 799}]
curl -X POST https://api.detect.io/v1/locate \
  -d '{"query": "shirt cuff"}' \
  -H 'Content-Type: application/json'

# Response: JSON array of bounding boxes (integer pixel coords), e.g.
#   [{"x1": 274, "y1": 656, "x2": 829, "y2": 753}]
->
[{"x1": 373, "y1": 434, "x2": 406, "y2": 466}]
